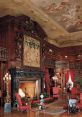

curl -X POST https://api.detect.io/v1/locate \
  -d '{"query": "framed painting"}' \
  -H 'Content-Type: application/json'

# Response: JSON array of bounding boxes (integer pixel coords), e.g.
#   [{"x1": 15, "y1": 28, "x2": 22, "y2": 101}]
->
[{"x1": 23, "y1": 35, "x2": 40, "y2": 67}]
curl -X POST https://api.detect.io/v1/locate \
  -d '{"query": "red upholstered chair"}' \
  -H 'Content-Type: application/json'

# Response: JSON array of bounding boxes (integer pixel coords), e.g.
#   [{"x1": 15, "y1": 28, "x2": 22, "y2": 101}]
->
[
  {"x1": 71, "y1": 87, "x2": 77, "y2": 99},
  {"x1": 52, "y1": 87, "x2": 59, "y2": 98},
  {"x1": 76, "y1": 93, "x2": 82, "y2": 110},
  {"x1": 15, "y1": 93, "x2": 30, "y2": 112},
  {"x1": 71, "y1": 87, "x2": 77, "y2": 95}
]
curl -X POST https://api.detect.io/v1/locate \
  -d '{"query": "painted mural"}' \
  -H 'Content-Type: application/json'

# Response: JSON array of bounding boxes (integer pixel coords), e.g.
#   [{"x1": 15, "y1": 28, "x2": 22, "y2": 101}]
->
[
  {"x1": 31, "y1": 0, "x2": 82, "y2": 32},
  {"x1": 23, "y1": 35, "x2": 40, "y2": 67}
]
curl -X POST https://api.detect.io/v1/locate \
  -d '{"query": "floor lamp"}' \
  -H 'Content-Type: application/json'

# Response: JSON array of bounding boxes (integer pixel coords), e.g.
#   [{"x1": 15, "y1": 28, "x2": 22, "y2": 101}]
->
[{"x1": 3, "y1": 72, "x2": 11, "y2": 112}]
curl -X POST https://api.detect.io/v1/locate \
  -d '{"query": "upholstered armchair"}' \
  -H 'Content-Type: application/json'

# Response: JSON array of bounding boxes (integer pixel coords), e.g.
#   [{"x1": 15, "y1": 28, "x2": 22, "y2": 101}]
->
[
  {"x1": 52, "y1": 87, "x2": 59, "y2": 99},
  {"x1": 15, "y1": 93, "x2": 30, "y2": 112},
  {"x1": 76, "y1": 93, "x2": 82, "y2": 111}
]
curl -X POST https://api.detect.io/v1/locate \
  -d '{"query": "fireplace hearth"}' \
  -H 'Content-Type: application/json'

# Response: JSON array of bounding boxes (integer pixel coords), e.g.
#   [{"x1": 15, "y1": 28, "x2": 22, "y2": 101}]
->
[
  {"x1": 10, "y1": 69, "x2": 44, "y2": 101},
  {"x1": 19, "y1": 78, "x2": 41, "y2": 99}
]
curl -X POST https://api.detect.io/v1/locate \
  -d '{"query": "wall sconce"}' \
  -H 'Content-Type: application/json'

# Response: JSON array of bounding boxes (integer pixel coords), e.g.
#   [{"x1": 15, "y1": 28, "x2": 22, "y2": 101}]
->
[
  {"x1": 65, "y1": 55, "x2": 68, "y2": 58},
  {"x1": 49, "y1": 49, "x2": 53, "y2": 52}
]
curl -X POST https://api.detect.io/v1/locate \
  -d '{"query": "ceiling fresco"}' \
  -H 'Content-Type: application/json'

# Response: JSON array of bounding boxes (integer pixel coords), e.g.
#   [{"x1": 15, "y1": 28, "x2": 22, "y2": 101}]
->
[{"x1": 31, "y1": 0, "x2": 82, "y2": 33}]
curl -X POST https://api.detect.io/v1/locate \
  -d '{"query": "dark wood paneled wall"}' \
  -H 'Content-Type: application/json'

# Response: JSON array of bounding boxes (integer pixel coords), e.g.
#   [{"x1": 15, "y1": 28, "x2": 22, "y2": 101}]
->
[
  {"x1": 0, "y1": 15, "x2": 47, "y2": 70},
  {"x1": 0, "y1": 15, "x2": 82, "y2": 78}
]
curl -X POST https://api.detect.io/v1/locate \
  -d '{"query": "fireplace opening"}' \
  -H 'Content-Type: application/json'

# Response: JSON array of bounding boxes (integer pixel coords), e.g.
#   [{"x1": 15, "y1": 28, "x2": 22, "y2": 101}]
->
[{"x1": 19, "y1": 78, "x2": 41, "y2": 99}]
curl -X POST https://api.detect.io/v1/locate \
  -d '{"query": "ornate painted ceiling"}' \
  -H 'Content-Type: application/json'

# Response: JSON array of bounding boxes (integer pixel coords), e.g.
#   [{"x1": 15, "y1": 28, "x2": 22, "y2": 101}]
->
[
  {"x1": 0, "y1": 0, "x2": 82, "y2": 47},
  {"x1": 32, "y1": 0, "x2": 82, "y2": 32}
]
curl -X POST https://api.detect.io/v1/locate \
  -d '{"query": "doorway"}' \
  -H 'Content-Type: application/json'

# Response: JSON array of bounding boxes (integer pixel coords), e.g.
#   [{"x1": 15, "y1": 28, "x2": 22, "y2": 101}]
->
[{"x1": 48, "y1": 68, "x2": 55, "y2": 96}]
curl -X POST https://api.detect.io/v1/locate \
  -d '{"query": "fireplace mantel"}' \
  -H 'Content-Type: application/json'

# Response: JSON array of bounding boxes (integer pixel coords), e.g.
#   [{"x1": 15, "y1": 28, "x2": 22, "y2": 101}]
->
[{"x1": 15, "y1": 69, "x2": 44, "y2": 79}]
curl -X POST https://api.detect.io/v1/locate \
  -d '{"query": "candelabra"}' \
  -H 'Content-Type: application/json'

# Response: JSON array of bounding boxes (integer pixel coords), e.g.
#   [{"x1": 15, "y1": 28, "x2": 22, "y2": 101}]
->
[{"x1": 3, "y1": 72, "x2": 11, "y2": 103}]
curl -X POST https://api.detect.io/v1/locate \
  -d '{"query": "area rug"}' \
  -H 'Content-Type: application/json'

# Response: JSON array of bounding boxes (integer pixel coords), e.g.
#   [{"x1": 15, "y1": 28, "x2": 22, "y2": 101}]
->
[{"x1": 40, "y1": 107, "x2": 66, "y2": 115}]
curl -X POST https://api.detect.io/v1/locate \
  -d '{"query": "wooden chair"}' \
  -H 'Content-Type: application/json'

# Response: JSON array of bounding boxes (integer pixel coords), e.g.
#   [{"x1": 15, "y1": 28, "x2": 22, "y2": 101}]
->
[{"x1": 15, "y1": 93, "x2": 30, "y2": 112}]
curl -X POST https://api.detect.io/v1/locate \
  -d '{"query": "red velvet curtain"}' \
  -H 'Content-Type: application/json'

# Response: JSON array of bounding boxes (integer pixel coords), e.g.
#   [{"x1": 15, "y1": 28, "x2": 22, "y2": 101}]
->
[{"x1": 44, "y1": 68, "x2": 50, "y2": 95}]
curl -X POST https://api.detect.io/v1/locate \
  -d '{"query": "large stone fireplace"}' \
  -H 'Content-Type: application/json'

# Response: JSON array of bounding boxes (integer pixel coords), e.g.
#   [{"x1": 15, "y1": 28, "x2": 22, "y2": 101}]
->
[
  {"x1": 19, "y1": 78, "x2": 41, "y2": 99},
  {"x1": 10, "y1": 68, "x2": 44, "y2": 100}
]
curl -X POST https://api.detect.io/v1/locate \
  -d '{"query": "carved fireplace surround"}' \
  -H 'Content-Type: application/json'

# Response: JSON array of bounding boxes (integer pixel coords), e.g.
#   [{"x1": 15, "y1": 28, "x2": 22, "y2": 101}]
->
[
  {"x1": 19, "y1": 78, "x2": 41, "y2": 99},
  {"x1": 12, "y1": 69, "x2": 44, "y2": 99}
]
